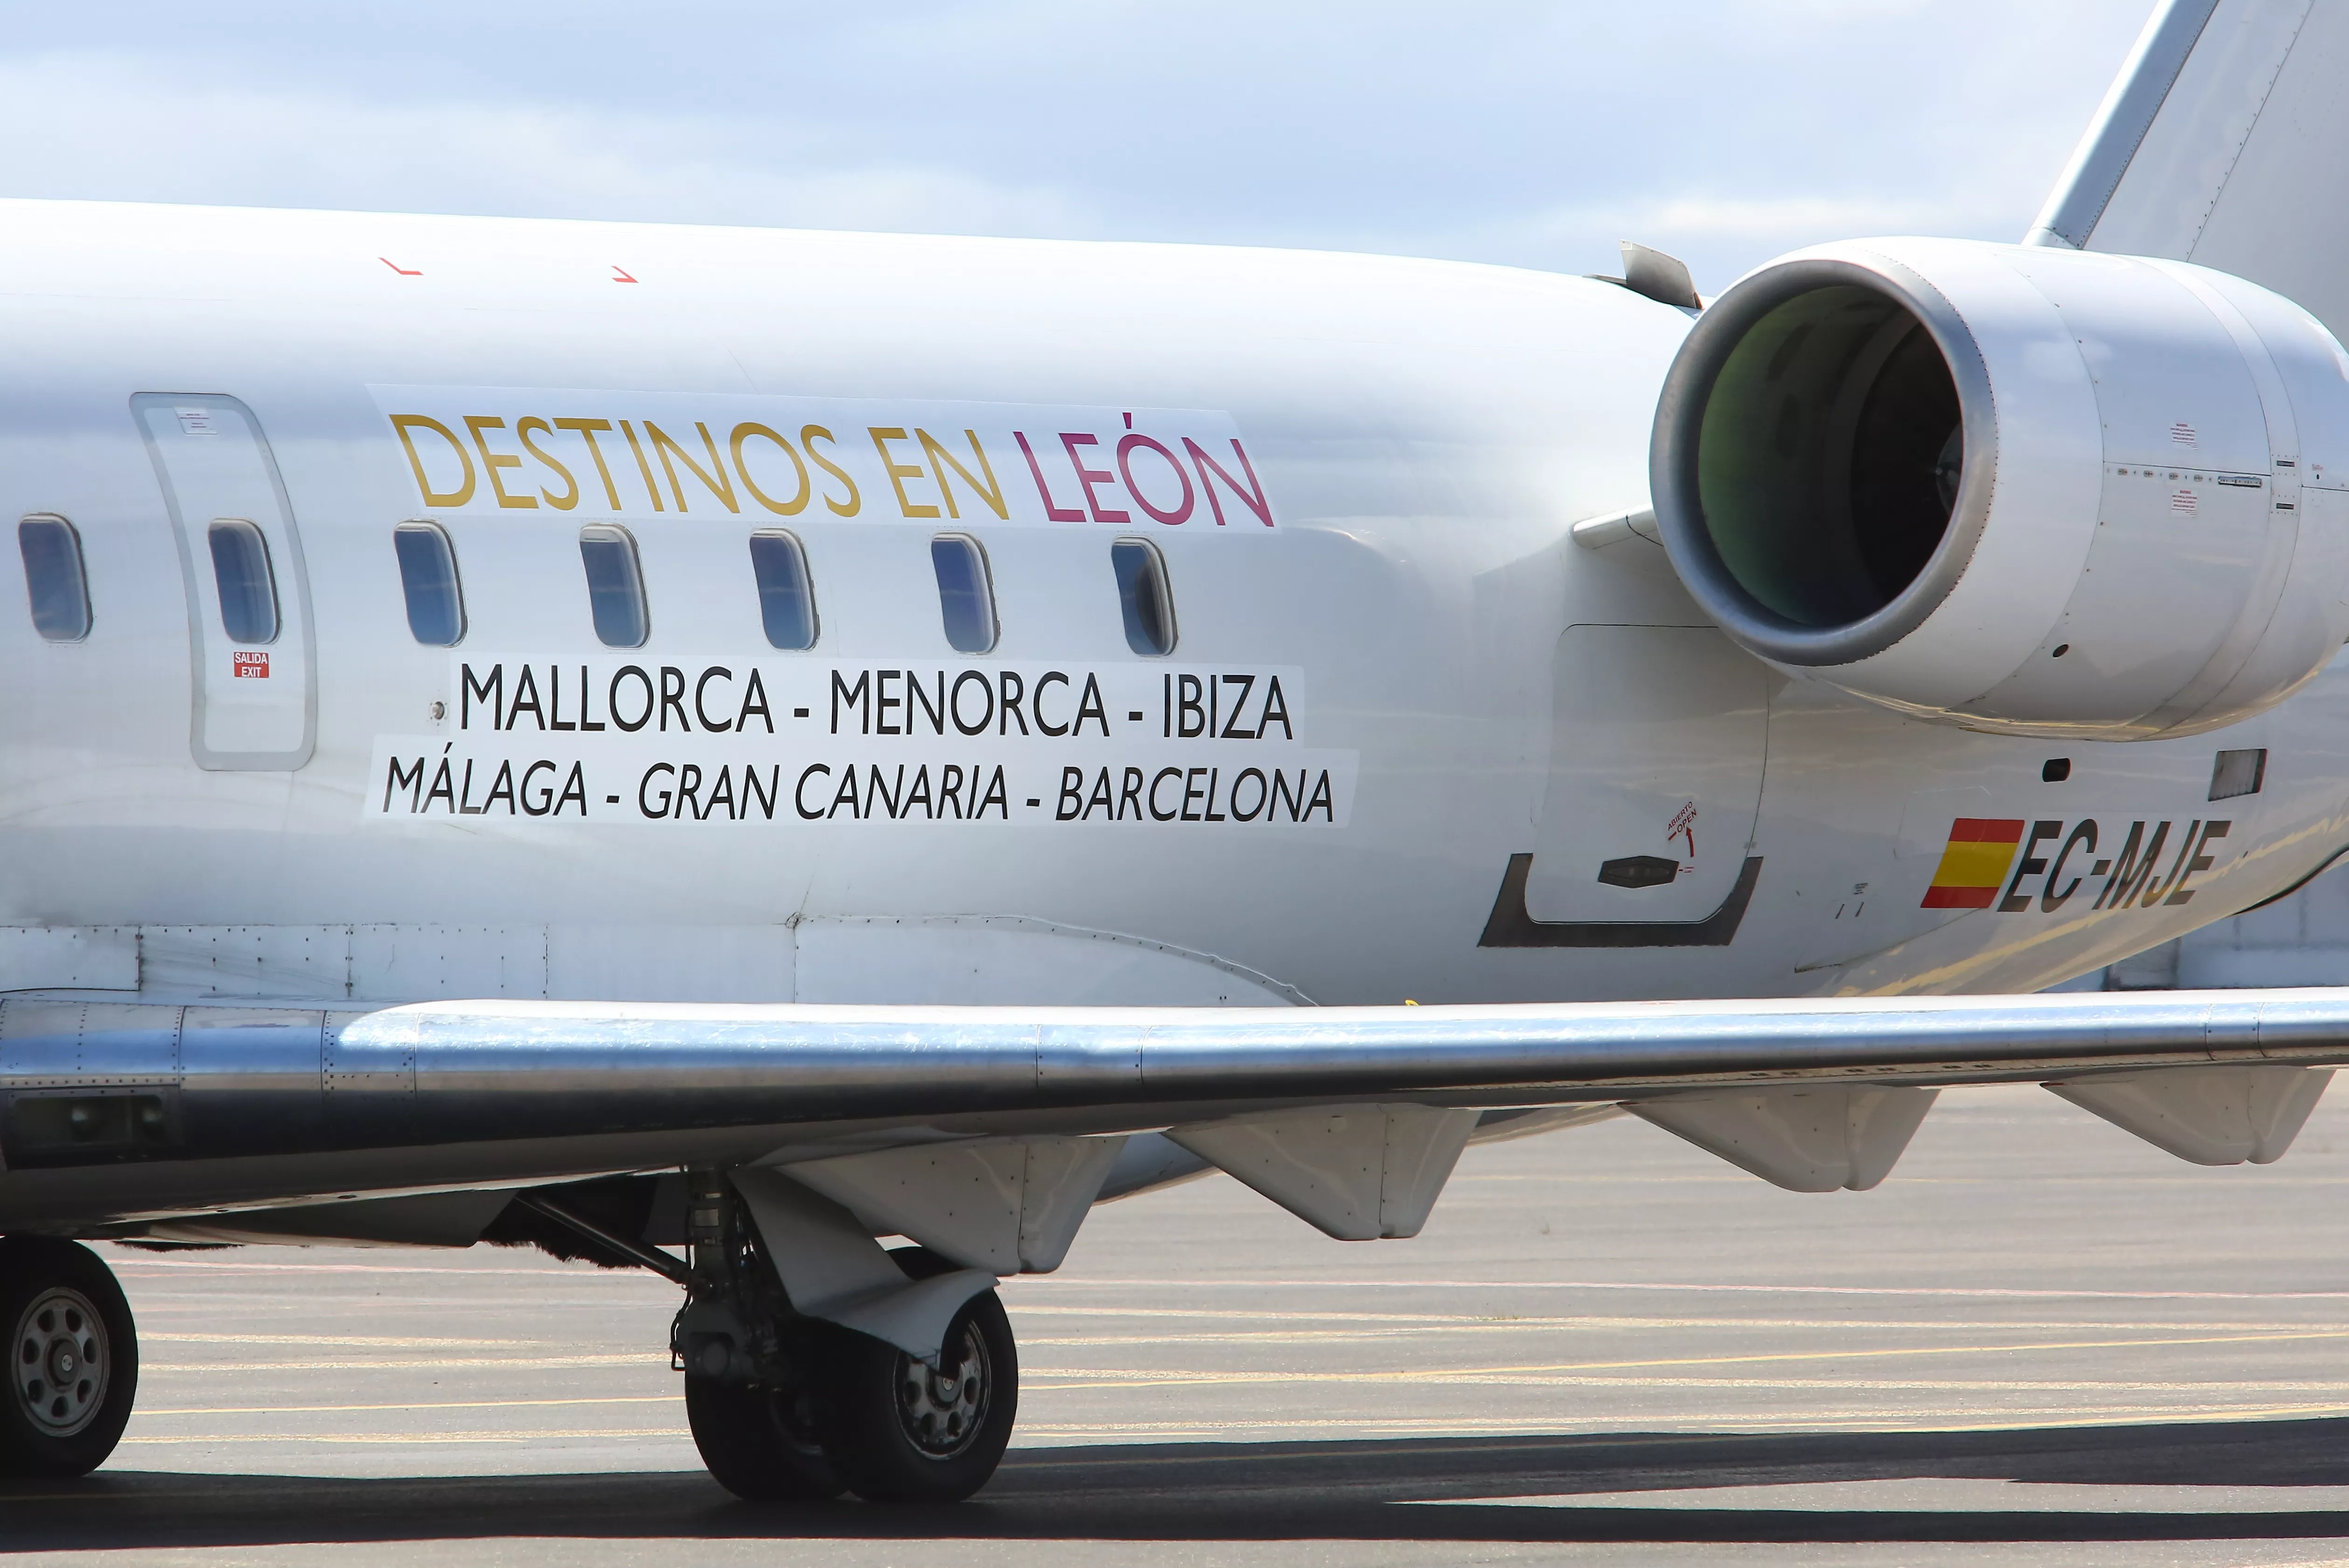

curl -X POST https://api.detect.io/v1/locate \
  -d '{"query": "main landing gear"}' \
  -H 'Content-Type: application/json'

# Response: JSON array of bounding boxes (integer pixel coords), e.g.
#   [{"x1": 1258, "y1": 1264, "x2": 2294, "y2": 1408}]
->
[
  {"x1": 0, "y1": 1191, "x2": 1020, "y2": 1503},
  {"x1": 0, "y1": 1238, "x2": 138, "y2": 1477},
  {"x1": 669, "y1": 1187, "x2": 1018, "y2": 1505}
]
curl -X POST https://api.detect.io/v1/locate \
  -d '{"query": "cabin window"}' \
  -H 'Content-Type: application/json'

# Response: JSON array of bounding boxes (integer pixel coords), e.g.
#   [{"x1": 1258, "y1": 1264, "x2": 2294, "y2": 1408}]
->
[
  {"x1": 748, "y1": 530, "x2": 818, "y2": 650},
  {"x1": 393, "y1": 522, "x2": 466, "y2": 646},
  {"x1": 1111, "y1": 538, "x2": 1176, "y2": 656},
  {"x1": 931, "y1": 534, "x2": 997, "y2": 654},
  {"x1": 207, "y1": 518, "x2": 278, "y2": 645},
  {"x1": 17, "y1": 515, "x2": 90, "y2": 642},
  {"x1": 579, "y1": 525, "x2": 648, "y2": 648}
]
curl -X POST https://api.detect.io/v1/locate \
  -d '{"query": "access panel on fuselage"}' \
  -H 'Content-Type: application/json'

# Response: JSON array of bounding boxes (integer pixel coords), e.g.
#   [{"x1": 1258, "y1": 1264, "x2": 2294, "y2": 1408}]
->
[
  {"x1": 1524, "y1": 624, "x2": 1769, "y2": 923},
  {"x1": 132, "y1": 394, "x2": 314, "y2": 770}
]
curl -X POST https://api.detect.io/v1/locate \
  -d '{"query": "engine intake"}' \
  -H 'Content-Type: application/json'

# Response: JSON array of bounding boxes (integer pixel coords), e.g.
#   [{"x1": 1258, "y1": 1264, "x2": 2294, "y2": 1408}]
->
[{"x1": 1651, "y1": 238, "x2": 2349, "y2": 737}]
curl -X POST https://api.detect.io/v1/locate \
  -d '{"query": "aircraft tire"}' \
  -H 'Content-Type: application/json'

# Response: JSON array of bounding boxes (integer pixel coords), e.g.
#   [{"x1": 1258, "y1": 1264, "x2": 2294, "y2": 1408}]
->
[
  {"x1": 824, "y1": 1288, "x2": 1018, "y2": 1505},
  {"x1": 684, "y1": 1373, "x2": 844, "y2": 1502},
  {"x1": 0, "y1": 1238, "x2": 138, "y2": 1478}
]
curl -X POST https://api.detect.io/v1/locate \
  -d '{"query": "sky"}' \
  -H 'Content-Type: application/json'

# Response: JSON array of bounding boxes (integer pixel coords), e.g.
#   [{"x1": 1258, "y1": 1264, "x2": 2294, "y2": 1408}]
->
[{"x1": 0, "y1": 0, "x2": 2156, "y2": 294}]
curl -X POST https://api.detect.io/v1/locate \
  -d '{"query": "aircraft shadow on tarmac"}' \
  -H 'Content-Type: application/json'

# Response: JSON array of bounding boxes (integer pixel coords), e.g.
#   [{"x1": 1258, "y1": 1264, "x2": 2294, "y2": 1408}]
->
[{"x1": 7, "y1": 1416, "x2": 2349, "y2": 1547}]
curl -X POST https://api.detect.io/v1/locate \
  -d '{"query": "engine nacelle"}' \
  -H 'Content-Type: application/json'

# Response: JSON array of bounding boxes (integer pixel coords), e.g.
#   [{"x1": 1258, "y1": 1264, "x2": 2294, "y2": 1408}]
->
[{"x1": 1650, "y1": 238, "x2": 2349, "y2": 738}]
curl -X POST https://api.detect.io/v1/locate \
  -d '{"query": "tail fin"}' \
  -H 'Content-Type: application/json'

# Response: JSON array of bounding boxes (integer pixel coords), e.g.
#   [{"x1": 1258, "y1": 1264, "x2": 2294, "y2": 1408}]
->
[{"x1": 2026, "y1": 0, "x2": 2349, "y2": 337}]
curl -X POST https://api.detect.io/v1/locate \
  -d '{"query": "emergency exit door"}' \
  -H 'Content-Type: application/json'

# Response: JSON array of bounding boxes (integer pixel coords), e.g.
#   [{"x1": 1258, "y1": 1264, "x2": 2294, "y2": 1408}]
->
[{"x1": 134, "y1": 394, "x2": 315, "y2": 770}]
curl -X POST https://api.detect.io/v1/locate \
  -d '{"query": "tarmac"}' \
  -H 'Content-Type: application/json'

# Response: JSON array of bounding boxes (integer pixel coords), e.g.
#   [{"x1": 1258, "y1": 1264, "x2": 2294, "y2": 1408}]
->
[{"x1": 8, "y1": 1080, "x2": 2349, "y2": 1566}]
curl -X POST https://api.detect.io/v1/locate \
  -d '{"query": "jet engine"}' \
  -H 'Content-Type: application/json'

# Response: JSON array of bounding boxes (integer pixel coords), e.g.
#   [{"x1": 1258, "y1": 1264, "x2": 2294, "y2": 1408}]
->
[{"x1": 1650, "y1": 238, "x2": 2349, "y2": 738}]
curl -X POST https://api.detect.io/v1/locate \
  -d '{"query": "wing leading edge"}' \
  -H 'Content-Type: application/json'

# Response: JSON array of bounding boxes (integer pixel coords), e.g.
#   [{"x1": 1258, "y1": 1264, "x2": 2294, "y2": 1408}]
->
[{"x1": 344, "y1": 987, "x2": 2349, "y2": 1117}]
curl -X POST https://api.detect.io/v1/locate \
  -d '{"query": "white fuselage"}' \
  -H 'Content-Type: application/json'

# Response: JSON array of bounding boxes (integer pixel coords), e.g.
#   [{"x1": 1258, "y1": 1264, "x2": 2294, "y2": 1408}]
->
[{"x1": 0, "y1": 199, "x2": 2342, "y2": 1011}]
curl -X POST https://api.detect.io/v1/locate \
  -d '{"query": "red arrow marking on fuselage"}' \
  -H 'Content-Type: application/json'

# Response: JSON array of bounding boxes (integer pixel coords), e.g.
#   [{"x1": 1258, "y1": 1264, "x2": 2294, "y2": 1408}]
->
[
  {"x1": 612, "y1": 265, "x2": 637, "y2": 282},
  {"x1": 379, "y1": 257, "x2": 421, "y2": 276}
]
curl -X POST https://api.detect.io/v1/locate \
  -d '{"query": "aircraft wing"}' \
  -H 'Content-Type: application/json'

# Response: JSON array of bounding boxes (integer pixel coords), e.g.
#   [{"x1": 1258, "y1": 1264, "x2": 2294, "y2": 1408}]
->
[
  {"x1": 14, "y1": 988, "x2": 2349, "y2": 1247},
  {"x1": 317, "y1": 987, "x2": 2349, "y2": 1124},
  {"x1": 2026, "y1": 0, "x2": 2349, "y2": 340},
  {"x1": 36, "y1": 986, "x2": 2337, "y2": 1498}
]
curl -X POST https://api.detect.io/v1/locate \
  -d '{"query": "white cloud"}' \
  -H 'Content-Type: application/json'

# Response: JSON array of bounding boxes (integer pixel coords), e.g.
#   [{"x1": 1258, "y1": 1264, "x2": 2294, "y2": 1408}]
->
[
  {"x1": 1738, "y1": 0, "x2": 1937, "y2": 17},
  {"x1": 0, "y1": 54, "x2": 1098, "y2": 239},
  {"x1": 0, "y1": 0, "x2": 2157, "y2": 289}
]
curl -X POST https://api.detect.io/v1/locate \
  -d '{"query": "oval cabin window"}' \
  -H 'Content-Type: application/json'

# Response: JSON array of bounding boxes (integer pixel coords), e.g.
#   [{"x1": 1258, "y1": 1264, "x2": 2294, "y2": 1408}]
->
[
  {"x1": 930, "y1": 534, "x2": 997, "y2": 654},
  {"x1": 207, "y1": 518, "x2": 279, "y2": 645},
  {"x1": 748, "y1": 530, "x2": 818, "y2": 650},
  {"x1": 1111, "y1": 538, "x2": 1176, "y2": 656},
  {"x1": 17, "y1": 515, "x2": 90, "y2": 642},
  {"x1": 579, "y1": 525, "x2": 648, "y2": 649},
  {"x1": 393, "y1": 522, "x2": 466, "y2": 646}
]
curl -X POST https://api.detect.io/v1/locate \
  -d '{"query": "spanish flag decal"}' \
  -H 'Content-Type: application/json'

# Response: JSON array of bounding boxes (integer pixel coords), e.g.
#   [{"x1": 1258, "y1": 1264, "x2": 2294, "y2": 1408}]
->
[{"x1": 1920, "y1": 818, "x2": 2025, "y2": 909}]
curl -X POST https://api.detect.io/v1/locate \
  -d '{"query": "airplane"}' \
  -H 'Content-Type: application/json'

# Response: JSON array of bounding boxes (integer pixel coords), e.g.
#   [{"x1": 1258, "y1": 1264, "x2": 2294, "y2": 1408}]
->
[{"x1": 0, "y1": 0, "x2": 2344, "y2": 1508}]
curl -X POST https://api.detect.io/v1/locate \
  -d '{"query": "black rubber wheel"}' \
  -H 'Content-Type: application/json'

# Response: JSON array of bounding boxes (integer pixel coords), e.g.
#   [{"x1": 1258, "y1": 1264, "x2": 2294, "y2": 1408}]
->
[
  {"x1": 0, "y1": 1238, "x2": 137, "y2": 1478},
  {"x1": 685, "y1": 1374, "x2": 843, "y2": 1502},
  {"x1": 825, "y1": 1289, "x2": 1017, "y2": 1505}
]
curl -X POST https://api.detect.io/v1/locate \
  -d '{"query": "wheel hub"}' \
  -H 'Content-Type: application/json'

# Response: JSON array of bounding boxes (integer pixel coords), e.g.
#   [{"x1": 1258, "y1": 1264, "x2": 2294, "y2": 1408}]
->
[
  {"x1": 895, "y1": 1320, "x2": 990, "y2": 1459},
  {"x1": 14, "y1": 1286, "x2": 108, "y2": 1438}
]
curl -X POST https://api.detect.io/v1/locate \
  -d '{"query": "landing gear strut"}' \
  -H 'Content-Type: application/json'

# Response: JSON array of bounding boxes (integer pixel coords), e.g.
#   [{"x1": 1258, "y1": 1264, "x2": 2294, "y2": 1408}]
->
[
  {"x1": 0, "y1": 1238, "x2": 138, "y2": 1477},
  {"x1": 672, "y1": 1174, "x2": 1017, "y2": 1504}
]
